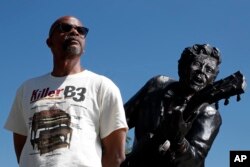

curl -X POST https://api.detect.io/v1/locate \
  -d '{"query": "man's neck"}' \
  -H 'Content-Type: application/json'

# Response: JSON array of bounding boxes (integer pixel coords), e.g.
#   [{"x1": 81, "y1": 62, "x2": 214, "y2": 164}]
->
[
  {"x1": 176, "y1": 82, "x2": 195, "y2": 99},
  {"x1": 51, "y1": 58, "x2": 83, "y2": 77}
]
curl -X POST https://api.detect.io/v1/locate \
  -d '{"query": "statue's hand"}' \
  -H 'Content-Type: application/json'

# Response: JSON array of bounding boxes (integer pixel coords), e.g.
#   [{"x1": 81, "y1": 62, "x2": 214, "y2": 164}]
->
[
  {"x1": 164, "y1": 102, "x2": 208, "y2": 144},
  {"x1": 164, "y1": 104, "x2": 191, "y2": 144}
]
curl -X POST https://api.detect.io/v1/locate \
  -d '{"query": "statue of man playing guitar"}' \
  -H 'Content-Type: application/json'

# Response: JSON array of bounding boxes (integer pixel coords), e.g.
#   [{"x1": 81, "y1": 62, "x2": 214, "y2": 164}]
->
[{"x1": 121, "y1": 44, "x2": 246, "y2": 167}]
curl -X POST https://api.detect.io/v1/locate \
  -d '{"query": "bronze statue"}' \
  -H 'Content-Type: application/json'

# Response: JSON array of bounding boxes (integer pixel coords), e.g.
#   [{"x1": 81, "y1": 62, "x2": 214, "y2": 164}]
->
[{"x1": 121, "y1": 44, "x2": 246, "y2": 167}]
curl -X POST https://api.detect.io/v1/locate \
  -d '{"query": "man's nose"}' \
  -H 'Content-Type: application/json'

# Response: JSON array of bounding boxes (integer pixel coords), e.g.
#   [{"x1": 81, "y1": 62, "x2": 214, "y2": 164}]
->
[
  {"x1": 69, "y1": 28, "x2": 79, "y2": 35},
  {"x1": 200, "y1": 65, "x2": 206, "y2": 73}
]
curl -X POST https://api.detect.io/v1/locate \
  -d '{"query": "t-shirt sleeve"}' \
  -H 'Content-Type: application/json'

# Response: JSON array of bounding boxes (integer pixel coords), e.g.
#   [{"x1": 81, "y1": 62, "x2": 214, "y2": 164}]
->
[
  {"x1": 4, "y1": 86, "x2": 28, "y2": 136},
  {"x1": 99, "y1": 78, "x2": 128, "y2": 139}
]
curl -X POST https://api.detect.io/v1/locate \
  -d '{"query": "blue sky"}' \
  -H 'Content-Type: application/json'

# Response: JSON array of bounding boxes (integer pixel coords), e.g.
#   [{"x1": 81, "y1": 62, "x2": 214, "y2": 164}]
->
[{"x1": 1, "y1": 1, "x2": 249, "y2": 166}]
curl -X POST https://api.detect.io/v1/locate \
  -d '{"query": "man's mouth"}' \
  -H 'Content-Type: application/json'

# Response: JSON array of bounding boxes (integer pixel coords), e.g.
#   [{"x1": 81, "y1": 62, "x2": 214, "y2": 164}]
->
[
  {"x1": 64, "y1": 36, "x2": 80, "y2": 44},
  {"x1": 68, "y1": 40, "x2": 79, "y2": 44},
  {"x1": 192, "y1": 74, "x2": 205, "y2": 86}
]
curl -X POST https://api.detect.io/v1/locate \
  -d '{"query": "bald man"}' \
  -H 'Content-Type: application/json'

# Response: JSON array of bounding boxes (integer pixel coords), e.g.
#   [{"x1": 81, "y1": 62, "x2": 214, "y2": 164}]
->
[{"x1": 5, "y1": 16, "x2": 128, "y2": 167}]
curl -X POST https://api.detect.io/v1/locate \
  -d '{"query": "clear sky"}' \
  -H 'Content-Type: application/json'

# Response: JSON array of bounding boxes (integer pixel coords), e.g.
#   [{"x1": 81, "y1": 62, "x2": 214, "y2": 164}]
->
[{"x1": 1, "y1": 1, "x2": 249, "y2": 166}]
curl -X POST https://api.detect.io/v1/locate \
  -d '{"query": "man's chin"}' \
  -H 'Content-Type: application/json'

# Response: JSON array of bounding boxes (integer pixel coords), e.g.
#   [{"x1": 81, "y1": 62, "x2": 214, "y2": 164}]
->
[
  {"x1": 65, "y1": 46, "x2": 82, "y2": 56},
  {"x1": 190, "y1": 84, "x2": 205, "y2": 92}
]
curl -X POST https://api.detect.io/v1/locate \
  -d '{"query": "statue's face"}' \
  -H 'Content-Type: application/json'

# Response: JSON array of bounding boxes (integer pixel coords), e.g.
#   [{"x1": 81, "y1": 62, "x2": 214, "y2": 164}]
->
[{"x1": 183, "y1": 54, "x2": 219, "y2": 92}]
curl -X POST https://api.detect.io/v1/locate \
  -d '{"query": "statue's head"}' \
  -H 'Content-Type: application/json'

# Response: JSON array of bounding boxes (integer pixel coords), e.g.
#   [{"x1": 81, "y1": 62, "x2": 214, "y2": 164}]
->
[{"x1": 178, "y1": 44, "x2": 221, "y2": 92}]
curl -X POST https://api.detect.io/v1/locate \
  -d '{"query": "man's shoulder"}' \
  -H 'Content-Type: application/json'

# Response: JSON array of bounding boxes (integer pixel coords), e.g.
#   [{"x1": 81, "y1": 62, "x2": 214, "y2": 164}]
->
[
  {"x1": 201, "y1": 104, "x2": 222, "y2": 121},
  {"x1": 21, "y1": 73, "x2": 50, "y2": 86},
  {"x1": 86, "y1": 70, "x2": 115, "y2": 82},
  {"x1": 145, "y1": 75, "x2": 176, "y2": 92},
  {"x1": 85, "y1": 70, "x2": 119, "y2": 90}
]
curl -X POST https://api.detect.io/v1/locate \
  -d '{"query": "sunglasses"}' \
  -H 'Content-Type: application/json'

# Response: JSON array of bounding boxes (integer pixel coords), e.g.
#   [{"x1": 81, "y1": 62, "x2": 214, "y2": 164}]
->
[{"x1": 49, "y1": 23, "x2": 89, "y2": 37}]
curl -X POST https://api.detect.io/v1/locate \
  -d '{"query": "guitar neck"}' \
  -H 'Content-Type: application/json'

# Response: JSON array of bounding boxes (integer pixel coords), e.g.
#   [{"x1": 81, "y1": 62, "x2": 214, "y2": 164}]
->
[{"x1": 183, "y1": 71, "x2": 245, "y2": 122}]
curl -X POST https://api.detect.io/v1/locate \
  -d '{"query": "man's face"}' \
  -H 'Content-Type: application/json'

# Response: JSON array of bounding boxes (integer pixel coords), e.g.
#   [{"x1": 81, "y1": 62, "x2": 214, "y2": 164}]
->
[
  {"x1": 48, "y1": 16, "x2": 87, "y2": 59},
  {"x1": 183, "y1": 55, "x2": 219, "y2": 92}
]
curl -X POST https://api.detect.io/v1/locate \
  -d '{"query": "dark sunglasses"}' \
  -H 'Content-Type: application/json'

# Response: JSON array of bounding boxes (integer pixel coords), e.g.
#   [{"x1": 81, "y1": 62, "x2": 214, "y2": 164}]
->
[{"x1": 49, "y1": 23, "x2": 89, "y2": 37}]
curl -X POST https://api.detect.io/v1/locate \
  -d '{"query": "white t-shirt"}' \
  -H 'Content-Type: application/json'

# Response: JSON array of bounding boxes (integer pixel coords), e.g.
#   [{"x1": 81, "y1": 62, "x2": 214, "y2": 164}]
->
[{"x1": 5, "y1": 70, "x2": 128, "y2": 167}]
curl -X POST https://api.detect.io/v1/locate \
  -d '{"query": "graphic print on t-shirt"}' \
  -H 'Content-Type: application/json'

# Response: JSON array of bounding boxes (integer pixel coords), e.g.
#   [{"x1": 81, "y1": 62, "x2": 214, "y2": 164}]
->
[
  {"x1": 29, "y1": 85, "x2": 88, "y2": 155},
  {"x1": 30, "y1": 106, "x2": 73, "y2": 155}
]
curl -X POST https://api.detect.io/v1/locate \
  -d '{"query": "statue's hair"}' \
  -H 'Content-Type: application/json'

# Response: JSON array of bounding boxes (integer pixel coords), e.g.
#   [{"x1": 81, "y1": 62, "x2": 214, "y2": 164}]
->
[{"x1": 178, "y1": 44, "x2": 221, "y2": 78}]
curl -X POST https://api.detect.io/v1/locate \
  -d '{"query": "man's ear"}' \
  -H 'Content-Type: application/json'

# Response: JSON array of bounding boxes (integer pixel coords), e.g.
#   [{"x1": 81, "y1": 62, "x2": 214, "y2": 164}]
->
[{"x1": 46, "y1": 38, "x2": 52, "y2": 48}]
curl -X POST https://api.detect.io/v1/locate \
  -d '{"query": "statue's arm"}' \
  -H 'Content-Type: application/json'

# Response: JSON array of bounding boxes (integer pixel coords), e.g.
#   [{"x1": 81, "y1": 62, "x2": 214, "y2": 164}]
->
[
  {"x1": 125, "y1": 75, "x2": 174, "y2": 129},
  {"x1": 171, "y1": 105, "x2": 222, "y2": 167}
]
